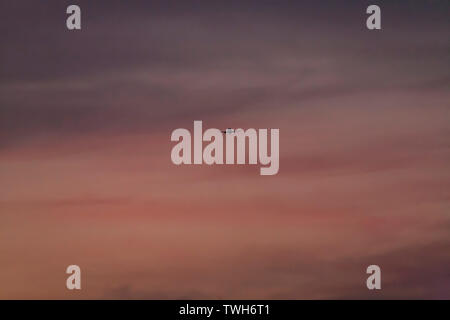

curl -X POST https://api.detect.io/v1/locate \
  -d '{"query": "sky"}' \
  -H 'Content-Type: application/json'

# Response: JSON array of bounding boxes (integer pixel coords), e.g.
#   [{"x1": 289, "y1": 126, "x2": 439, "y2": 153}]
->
[{"x1": 0, "y1": 0, "x2": 449, "y2": 299}]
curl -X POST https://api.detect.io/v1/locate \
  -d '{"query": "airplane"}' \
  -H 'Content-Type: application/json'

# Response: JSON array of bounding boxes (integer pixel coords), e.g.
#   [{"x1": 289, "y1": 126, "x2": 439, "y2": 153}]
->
[{"x1": 221, "y1": 128, "x2": 235, "y2": 134}]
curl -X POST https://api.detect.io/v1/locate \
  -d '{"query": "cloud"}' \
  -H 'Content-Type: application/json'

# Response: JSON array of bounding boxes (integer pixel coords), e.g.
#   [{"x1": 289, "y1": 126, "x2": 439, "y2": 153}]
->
[{"x1": 0, "y1": 0, "x2": 449, "y2": 299}]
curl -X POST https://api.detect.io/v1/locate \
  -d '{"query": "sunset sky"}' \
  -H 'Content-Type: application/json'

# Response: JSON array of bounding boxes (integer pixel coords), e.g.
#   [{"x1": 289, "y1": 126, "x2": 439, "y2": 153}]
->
[{"x1": 0, "y1": 0, "x2": 449, "y2": 299}]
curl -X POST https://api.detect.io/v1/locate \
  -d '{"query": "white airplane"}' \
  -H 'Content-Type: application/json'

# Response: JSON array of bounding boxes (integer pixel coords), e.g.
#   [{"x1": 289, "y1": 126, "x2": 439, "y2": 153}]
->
[{"x1": 221, "y1": 128, "x2": 235, "y2": 134}]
